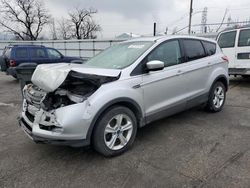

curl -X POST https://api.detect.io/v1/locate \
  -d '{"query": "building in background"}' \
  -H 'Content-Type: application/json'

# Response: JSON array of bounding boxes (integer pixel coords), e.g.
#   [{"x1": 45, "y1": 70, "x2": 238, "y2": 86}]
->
[{"x1": 116, "y1": 33, "x2": 141, "y2": 39}]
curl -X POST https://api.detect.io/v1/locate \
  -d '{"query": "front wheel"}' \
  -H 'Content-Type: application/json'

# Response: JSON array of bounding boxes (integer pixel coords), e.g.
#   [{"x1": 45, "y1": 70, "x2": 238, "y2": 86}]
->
[
  {"x1": 206, "y1": 82, "x2": 226, "y2": 112},
  {"x1": 93, "y1": 106, "x2": 137, "y2": 157}
]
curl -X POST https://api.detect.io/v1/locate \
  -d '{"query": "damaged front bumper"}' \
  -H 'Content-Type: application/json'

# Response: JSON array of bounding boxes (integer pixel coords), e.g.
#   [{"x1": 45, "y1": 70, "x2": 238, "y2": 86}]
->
[
  {"x1": 18, "y1": 65, "x2": 120, "y2": 147},
  {"x1": 19, "y1": 99, "x2": 93, "y2": 147}
]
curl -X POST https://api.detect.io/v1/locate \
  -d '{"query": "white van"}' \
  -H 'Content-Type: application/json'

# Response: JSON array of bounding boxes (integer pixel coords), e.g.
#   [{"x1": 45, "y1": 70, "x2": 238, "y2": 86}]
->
[{"x1": 217, "y1": 26, "x2": 250, "y2": 77}]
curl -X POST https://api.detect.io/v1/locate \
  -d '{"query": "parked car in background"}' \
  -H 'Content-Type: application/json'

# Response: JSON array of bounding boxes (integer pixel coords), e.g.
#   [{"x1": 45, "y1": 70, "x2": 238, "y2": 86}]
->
[
  {"x1": 19, "y1": 36, "x2": 229, "y2": 157},
  {"x1": 217, "y1": 26, "x2": 250, "y2": 78},
  {"x1": 0, "y1": 45, "x2": 84, "y2": 78}
]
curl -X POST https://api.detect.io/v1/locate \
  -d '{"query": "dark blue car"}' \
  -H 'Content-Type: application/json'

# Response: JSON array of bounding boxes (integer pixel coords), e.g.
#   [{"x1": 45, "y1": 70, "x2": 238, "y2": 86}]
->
[{"x1": 0, "y1": 45, "x2": 83, "y2": 78}]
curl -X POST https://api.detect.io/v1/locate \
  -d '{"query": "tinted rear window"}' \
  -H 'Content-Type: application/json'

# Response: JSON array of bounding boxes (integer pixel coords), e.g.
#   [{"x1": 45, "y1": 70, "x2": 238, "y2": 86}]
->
[
  {"x1": 218, "y1": 31, "x2": 236, "y2": 48},
  {"x1": 15, "y1": 48, "x2": 28, "y2": 58},
  {"x1": 183, "y1": 39, "x2": 206, "y2": 61},
  {"x1": 238, "y1": 29, "x2": 250, "y2": 47},
  {"x1": 202, "y1": 41, "x2": 216, "y2": 56}
]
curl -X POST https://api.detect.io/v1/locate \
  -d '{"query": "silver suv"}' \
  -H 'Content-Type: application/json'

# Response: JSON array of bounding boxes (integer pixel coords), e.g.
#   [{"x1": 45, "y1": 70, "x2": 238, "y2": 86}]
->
[{"x1": 19, "y1": 36, "x2": 229, "y2": 156}]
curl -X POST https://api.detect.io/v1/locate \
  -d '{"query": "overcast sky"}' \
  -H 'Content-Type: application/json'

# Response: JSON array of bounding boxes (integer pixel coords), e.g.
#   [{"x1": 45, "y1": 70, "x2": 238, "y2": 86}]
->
[{"x1": 44, "y1": 0, "x2": 250, "y2": 38}]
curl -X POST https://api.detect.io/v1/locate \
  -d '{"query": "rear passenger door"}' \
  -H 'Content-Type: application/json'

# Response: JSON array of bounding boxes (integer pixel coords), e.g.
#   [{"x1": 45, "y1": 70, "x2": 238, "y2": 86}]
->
[
  {"x1": 217, "y1": 31, "x2": 237, "y2": 68},
  {"x1": 236, "y1": 29, "x2": 250, "y2": 69},
  {"x1": 180, "y1": 39, "x2": 213, "y2": 107},
  {"x1": 30, "y1": 48, "x2": 50, "y2": 64}
]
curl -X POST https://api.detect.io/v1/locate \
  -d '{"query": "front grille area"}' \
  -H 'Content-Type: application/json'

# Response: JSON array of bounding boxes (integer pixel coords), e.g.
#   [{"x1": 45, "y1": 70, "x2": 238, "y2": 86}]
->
[
  {"x1": 25, "y1": 111, "x2": 35, "y2": 123},
  {"x1": 25, "y1": 84, "x2": 46, "y2": 108},
  {"x1": 39, "y1": 124, "x2": 57, "y2": 131}
]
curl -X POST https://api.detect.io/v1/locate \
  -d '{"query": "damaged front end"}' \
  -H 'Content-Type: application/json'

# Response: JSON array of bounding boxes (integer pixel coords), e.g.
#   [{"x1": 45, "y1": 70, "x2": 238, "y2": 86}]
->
[
  {"x1": 36, "y1": 71, "x2": 117, "y2": 111},
  {"x1": 20, "y1": 69, "x2": 119, "y2": 145}
]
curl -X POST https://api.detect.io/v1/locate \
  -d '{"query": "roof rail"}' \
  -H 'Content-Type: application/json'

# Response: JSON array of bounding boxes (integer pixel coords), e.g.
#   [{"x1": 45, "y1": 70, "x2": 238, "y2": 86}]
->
[
  {"x1": 7, "y1": 44, "x2": 45, "y2": 48},
  {"x1": 222, "y1": 24, "x2": 250, "y2": 32}
]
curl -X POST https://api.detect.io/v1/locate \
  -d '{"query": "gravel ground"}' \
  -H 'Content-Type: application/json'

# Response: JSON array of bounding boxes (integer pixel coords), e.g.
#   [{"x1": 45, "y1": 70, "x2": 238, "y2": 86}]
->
[{"x1": 1, "y1": 72, "x2": 250, "y2": 188}]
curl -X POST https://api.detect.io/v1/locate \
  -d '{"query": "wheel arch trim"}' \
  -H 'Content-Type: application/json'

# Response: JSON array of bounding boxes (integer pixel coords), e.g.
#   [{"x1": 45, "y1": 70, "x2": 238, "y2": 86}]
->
[
  {"x1": 86, "y1": 97, "x2": 144, "y2": 142},
  {"x1": 212, "y1": 74, "x2": 229, "y2": 91}
]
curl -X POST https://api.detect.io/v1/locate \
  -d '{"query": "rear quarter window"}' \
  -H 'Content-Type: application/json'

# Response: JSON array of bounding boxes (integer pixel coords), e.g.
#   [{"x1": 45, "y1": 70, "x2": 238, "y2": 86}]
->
[
  {"x1": 183, "y1": 39, "x2": 206, "y2": 61},
  {"x1": 202, "y1": 41, "x2": 216, "y2": 56},
  {"x1": 15, "y1": 48, "x2": 28, "y2": 58},
  {"x1": 238, "y1": 29, "x2": 250, "y2": 47},
  {"x1": 217, "y1": 31, "x2": 236, "y2": 48}
]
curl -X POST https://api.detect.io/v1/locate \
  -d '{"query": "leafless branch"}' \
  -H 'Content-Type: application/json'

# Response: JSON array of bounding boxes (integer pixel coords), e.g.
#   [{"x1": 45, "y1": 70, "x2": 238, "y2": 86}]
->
[
  {"x1": 68, "y1": 8, "x2": 101, "y2": 39},
  {"x1": 57, "y1": 18, "x2": 72, "y2": 40},
  {"x1": 0, "y1": 0, "x2": 50, "y2": 40}
]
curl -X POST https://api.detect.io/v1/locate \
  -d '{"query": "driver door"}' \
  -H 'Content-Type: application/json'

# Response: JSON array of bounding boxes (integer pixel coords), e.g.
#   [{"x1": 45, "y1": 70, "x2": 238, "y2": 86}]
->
[{"x1": 141, "y1": 40, "x2": 188, "y2": 123}]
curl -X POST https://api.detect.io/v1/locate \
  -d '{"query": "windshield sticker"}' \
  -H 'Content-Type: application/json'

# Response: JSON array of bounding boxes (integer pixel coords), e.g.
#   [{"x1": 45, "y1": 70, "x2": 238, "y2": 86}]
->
[{"x1": 128, "y1": 45, "x2": 145, "y2": 49}]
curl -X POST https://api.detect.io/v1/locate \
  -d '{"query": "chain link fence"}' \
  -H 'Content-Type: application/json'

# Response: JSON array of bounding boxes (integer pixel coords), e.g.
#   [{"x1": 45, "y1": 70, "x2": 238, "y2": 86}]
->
[{"x1": 0, "y1": 39, "x2": 126, "y2": 60}]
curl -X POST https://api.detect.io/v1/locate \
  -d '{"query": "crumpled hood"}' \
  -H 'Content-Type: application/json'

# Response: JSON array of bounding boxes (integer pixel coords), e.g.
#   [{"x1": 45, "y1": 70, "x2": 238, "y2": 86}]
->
[{"x1": 31, "y1": 63, "x2": 121, "y2": 92}]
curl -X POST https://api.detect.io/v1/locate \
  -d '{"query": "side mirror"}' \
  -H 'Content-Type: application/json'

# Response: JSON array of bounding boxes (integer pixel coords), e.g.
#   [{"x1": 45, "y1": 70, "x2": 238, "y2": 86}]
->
[{"x1": 146, "y1": 60, "x2": 164, "y2": 72}]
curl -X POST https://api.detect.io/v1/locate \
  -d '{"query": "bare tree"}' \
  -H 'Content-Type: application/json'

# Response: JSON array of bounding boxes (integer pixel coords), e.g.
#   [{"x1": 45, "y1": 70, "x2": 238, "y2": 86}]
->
[
  {"x1": 68, "y1": 8, "x2": 101, "y2": 39},
  {"x1": 0, "y1": 0, "x2": 50, "y2": 40},
  {"x1": 49, "y1": 18, "x2": 57, "y2": 40},
  {"x1": 58, "y1": 18, "x2": 72, "y2": 40}
]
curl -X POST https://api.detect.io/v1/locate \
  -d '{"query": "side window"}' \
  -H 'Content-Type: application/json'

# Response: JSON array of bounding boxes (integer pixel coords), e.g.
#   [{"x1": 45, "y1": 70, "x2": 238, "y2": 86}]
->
[
  {"x1": 183, "y1": 39, "x2": 206, "y2": 61},
  {"x1": 147, "y1": 40, "x2": 182, "y2": 67},
  {"x1": 15, "y1": 48, "x2": 28, "y2": 58},
  {"x1": 47, "y1": 49, "x2": 62, "y2": 59},
  {"x1": 202, "y1": 41, "x2": 216, "y2": 56},
  {"x1": 30, "y1": 48, "x2": 47, "y2": 58},
  {"x1": 238, "y1": 29, "x2": 250, "y2": 47},
  {"x1": 217, "y1": 31, "x2": 236, "y2": 48}
]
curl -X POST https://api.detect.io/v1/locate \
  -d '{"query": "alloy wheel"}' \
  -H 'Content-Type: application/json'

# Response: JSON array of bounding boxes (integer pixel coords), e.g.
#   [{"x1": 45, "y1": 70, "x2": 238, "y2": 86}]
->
[
  {"x1": 104, "y1": 114, "x2": 133, "y2": 151},
  {"x1": 213, "y1": 86, "x2": 225, "y2": 109}
]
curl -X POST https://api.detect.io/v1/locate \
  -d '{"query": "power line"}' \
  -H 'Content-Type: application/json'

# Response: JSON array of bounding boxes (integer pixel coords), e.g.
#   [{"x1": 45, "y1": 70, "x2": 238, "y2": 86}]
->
[
  {"x1": 175, "y1": 21, "x2": 250, "y2": 34},
  {"x1": 216, "y1": 8, "x2": 228, "y2": 32}
]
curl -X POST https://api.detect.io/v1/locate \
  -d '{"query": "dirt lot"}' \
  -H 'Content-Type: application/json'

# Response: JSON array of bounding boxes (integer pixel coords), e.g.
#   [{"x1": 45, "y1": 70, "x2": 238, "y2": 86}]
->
[{"x1": 0, "y1": 72, "x2": 250, "y2": 188}]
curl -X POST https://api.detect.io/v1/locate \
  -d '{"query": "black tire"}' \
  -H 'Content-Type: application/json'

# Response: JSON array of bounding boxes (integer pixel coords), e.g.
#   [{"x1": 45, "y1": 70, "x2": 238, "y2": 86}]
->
[
  {"x1": 242, "y1": 75, "x2": 250, "y2": 79},
  {"x1": 206, "y1": 81, "x2": 226, "y2": 113},
  {"x1": 12, "y1": 74, "x2": 17, "y2": 79},
  {"x1": 93, "y1": 106, "x2": 137, "y2": 157},
  {"x1": 0, "y1": 58, "x2": 7, "y2": 72}
]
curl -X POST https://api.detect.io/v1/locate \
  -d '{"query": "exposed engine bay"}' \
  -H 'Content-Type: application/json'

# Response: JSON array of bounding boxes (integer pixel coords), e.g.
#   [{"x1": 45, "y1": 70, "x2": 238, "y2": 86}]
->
[{"x1": 24, "y1": 71, "x2": 119, "y2": 111}]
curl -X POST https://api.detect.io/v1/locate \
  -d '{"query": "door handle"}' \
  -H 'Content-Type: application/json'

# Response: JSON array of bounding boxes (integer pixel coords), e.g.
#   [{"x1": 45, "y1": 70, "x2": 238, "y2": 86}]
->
[{"x1": 208, "y1": 62, "x2": 212, "y2": 66}]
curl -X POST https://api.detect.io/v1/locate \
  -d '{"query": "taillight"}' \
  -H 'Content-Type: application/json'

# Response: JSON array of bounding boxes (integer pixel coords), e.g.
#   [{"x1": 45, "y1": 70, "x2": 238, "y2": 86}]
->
[
  {"x1": 9, "y1": 60, "x2": 16, "y2": 67},
  {"x1": 222, "y1": 56, "x2": 229, "y2": 63}
]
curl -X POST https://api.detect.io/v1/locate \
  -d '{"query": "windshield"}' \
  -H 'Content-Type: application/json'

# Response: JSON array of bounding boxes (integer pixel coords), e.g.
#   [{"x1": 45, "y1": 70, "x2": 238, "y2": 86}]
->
[{"x1": 85, "y1": 41, "x2": 154, "y2": 69}]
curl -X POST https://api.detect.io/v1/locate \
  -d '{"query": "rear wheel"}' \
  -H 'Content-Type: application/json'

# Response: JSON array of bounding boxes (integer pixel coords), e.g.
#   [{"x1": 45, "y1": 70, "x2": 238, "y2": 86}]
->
[
  {"x1": 93, "y1": 106, "x2": 137, "y2": 157},
  {"x1": 12, "y1": 74, "x2": 17, "y2": 79},
  {"x1": 206, "y1": 82, "x2": 226, "y2": 112},
  {"x1": 0, "y1": 58, "x2": 7, "y2": 72}
]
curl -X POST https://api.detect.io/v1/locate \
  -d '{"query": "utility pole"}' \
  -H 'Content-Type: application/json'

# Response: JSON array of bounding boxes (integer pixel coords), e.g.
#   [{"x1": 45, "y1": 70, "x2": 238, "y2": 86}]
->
[
  {"x1": 165, "y1": 27, "x2": 168, "y2": 35},
  {"x1": 188, "y1": 0, "x2": 193, "y2": 34},
  {"x1": 153, "y1": 22, "x2": 156, "y2": 36}
]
